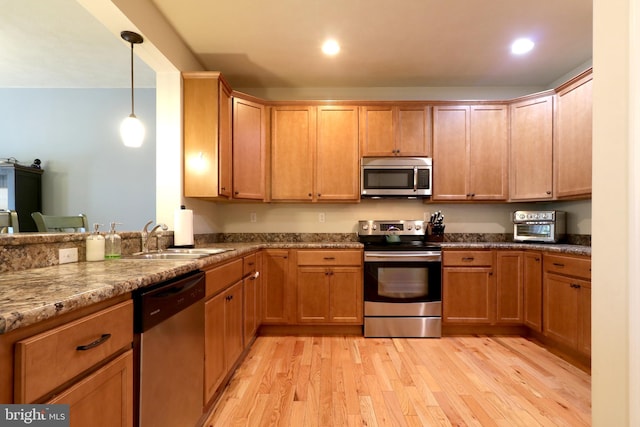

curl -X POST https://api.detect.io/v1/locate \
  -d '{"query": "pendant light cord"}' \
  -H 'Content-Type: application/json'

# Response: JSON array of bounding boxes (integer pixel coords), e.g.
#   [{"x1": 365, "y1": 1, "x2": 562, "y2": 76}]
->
[{"x1": 129, "y1": 42, "x2": 135, "y2": 116}]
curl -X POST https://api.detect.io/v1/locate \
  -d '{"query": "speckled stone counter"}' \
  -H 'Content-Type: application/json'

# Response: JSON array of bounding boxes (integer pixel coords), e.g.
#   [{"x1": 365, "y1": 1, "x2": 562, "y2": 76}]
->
[
  {"x1": 441, "y1": 242, "x2": 591, "y2": 256},
  {"x1": 0, "y1": 241, "x2": 362, "y2": 334}
]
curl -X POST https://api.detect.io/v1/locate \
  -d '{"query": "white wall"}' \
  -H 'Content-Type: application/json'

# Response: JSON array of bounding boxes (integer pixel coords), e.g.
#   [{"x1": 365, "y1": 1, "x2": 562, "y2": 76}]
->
[{"x1": 0, "y1": 88, "x2": 156, "y2": 230}]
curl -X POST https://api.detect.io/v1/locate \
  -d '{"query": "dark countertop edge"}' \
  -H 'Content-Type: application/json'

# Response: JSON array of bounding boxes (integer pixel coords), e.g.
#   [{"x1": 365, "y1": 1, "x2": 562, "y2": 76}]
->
[{"x1": 0, "y1": 241, "x2": 589, "y2": 335}]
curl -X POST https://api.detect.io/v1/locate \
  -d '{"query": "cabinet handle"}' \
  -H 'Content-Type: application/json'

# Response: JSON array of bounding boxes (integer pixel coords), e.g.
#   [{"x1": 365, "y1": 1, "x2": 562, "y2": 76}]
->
[
  {"x1": 535, "y1": 257, "x2": 540, "y2": 262},
  {"x1": 317, "y1": 193, "x2": 322, "y2": 197},
  {"x1": 308, "y1": 193, "x2": 312, "y2": 197},
  {"x1": 226, "y1": 295, "x2": 234, "y2": 301},
  {"x1": 247, "y1": 262, "x2": 255, "y2": 266},
  {"x1": 570, "y1": 283, "x2": 581, "y2": 289},
  {"x1": 546, "y1": 191, "x2": 552, "y2": 195},
  {"x1": 553, "y1": 262, "x2": 565, "y2": 268},
  {"x1": 323, "y1": 257, "x2": 335, "y2": 260},
  {"x1": 234, "y1": 191, "x2": 239, "y2": 195},
  {"x1": 221, "y1": 187, "x2": 226, "y2": 191},
  {"x1": 462, "y1": 257, "x2": 475, "y2": 261},
  {"x1": 76, "y1": 333, "x2": 111, "y2": 351}
]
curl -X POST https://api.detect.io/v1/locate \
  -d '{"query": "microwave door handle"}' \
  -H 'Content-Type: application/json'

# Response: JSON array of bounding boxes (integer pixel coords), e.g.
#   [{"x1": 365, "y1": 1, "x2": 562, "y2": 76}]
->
[{"x1": 413, "y1": 166, "x2": 418, "y2": 191}]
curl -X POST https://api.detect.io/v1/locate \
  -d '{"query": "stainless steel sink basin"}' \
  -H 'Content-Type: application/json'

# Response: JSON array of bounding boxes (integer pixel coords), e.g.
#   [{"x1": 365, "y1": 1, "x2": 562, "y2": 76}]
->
[{"x1": 125, "y1": 247, "x2": 234, "y2": 260}]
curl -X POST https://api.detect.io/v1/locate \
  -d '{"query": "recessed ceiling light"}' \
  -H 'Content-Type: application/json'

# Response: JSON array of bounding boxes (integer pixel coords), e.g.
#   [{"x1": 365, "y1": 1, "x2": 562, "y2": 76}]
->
[
  {"x1": 511, "y1": 38, "x2": 535, "y2": 55},
  {"x1": 322, "y1": 39, "x2": 340, "y2": 56}
]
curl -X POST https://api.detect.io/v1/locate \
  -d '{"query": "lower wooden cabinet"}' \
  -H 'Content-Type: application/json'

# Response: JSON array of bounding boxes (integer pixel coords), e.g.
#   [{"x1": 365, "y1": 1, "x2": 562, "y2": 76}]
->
[
  {"x1": 296, "y1": 250, "x2": 363, "y2": 324},
  {"x1": 48, "y1": 350, "x2": 133, "y2": 427},
  {"x1": 442, "y1": 250, "x2": 495, "y2": 324},
  {"x1": 523, "y1": 252, "x2": 543, "y2": 332},
  {"x1": 243, "y1": 252, "x2": 262, "y2": 344},
  {"x1": 542, "y1": 254, "x2": 591, "y2": 357},
  {"x1": 261, "y1": 249, "x2": 294, "y2": 324},
  {"x1": 495, "y1": 251, "x2": 524, "y2": 324}
]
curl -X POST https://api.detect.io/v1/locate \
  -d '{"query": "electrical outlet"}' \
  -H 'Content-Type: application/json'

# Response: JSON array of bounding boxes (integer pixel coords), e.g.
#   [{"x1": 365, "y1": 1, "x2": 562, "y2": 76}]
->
[
  {"x1": 250, "y1": 213, "x2": 257, "y2": 223},
  {"x1": 319, "y1": 212, "x2": 325, "y2": 223},
  {"x1": 59, "y1": 248, "x2": 78, "y2": 264}
]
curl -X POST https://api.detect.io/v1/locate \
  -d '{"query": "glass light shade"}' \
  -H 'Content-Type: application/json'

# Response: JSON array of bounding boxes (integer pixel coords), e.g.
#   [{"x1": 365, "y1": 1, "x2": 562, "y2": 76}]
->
[{"x1": 120, "y1": 114, "x2": 145, "y2": 147}]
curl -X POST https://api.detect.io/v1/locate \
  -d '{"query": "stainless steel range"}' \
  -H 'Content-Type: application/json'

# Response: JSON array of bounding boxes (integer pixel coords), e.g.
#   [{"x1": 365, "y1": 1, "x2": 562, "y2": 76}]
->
[{"x1": 359, "y1": 220, "x2": 442, "y2": 338}]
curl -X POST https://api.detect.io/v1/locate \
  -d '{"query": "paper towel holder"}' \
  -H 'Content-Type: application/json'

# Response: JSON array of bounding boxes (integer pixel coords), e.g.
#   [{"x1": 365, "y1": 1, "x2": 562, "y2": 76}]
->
[{"x1": 171, "y1": 205, "x2": 195, "y2": 248}]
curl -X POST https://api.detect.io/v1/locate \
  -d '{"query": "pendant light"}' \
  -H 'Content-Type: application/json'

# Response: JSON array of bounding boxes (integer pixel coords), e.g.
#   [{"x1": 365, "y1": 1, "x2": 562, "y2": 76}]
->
[{"x1": 120, "y1": 31, "x2": 145, "y2": 148}]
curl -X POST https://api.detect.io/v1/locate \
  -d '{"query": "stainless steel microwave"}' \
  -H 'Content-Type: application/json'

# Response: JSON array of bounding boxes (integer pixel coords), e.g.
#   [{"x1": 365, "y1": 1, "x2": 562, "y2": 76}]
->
[
  {"x1": 361, "y1": 157, "x2": 432, "y2": 198},
  {"x1": 512, "y1": 210, "x2": 566, "y2": 243}
]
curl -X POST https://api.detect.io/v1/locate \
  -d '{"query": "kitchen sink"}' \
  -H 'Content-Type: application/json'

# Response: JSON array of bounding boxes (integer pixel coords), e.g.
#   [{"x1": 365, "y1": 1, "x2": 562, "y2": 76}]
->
[{"x1": 125, "y1": 247, "x2": 235, "y2": 260}]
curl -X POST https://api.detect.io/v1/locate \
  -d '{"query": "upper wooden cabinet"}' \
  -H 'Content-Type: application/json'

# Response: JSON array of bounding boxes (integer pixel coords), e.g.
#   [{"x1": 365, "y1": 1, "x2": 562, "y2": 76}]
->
[
  {"x1": 233, "y1": 95, "x2": 266, "y2": 200},
  {"x1": 270, "y1": 105, "x2": 359, "y2": 202},
  {"x1": 183, "y1": 72, "x2": 233, "y2": 199},
  {"x1": 270, "y1": 106, "x2": 316, "y2": 201},
  {"x1": 359, "y1": 105, "x2": 431, "y2": 156},
  {"x1": 509, "y1": 95, "x2": 554, "y2": 201},
  {"x1": 554, "y1": 71, "x2": 593, "y2": 199},
  {"x1": 432, "y1": 105, "x2": 508, "y2": 201}
]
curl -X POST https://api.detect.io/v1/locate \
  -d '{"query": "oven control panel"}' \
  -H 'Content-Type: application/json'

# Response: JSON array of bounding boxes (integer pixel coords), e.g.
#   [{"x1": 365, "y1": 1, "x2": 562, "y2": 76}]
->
[{"x1": 358, "y1": 220, "x2": 425, "y2": 236}]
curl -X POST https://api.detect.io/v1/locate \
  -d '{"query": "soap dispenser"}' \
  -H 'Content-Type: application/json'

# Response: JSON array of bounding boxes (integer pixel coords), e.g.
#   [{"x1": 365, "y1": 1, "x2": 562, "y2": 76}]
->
[
  {"x1": 105, "y1": 222, "x2": 122, "y2": 259},
  {"x1": 86, "y1": 223, "x2": 105, "y2": 262}
]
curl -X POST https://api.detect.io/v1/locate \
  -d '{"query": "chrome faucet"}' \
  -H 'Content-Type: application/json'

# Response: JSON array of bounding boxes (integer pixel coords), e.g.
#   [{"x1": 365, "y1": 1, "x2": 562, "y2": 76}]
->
[{"x1": 141, "y1": 220, "x2": 168, "y2": 253}]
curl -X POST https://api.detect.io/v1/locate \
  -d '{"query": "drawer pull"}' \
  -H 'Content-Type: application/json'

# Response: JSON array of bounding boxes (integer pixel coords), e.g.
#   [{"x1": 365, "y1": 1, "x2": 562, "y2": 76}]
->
[
  {"x1": 323, "y1": 257, "x2": 336, "y2": 260},
  {"x1": 553, "y1": 262, "x2": 565, "y2": 267},
  {"x1": 462, "y1": 257, "x2": 475, "y2": 261},
  {"x1": 76, "y1": 333, "x2": 111, "y2": 351},
  {"x1": 570, "y1": 283, "x2": 582, "y2": 289}
]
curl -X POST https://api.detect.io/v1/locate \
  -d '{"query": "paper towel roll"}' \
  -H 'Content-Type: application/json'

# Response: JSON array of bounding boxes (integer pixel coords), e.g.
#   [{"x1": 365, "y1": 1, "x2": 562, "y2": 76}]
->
[{"x1": 174, "y1": 207, "x2": 194, "y2": 247}]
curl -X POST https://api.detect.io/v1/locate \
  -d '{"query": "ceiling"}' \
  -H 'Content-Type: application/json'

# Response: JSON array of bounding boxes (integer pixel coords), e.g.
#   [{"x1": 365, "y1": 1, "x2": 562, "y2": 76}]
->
[{"x1": 0, "y1": 0, "x2": 592, "y2": 89}]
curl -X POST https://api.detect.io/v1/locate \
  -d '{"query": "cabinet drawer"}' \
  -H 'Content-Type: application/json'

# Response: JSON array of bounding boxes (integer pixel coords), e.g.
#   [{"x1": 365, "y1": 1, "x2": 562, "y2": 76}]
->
[
  {"x1": 443, "y1": 250, "x2": 493, "y2": 267},
  {"x1": 15, "y1": 300, "x2": 133, "y2": 403},
  {"x1": 296, "y1": 250, "x2": 362, "y2": 266},
  {"x1": 243, "y1": 253, "x2": 257, "y2": 274},
  {"x1": 544, "y1": 254, "x2": 591, "y2": 280},
  {"x1": 206, "y1": 258, "x2": 243, "y2": 298}
]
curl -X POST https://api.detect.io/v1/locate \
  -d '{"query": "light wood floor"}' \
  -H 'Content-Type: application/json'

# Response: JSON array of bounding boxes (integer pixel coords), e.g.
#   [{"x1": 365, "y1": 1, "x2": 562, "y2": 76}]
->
[{"x1": 204, "y1": 336, "x2": 591, "y2": 426}]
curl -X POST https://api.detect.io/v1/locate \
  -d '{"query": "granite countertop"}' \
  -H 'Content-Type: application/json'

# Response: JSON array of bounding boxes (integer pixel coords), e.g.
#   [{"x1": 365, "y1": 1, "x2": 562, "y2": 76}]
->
[{"x1": 0, "y1": 240, "x2": 589, "y2": 335}]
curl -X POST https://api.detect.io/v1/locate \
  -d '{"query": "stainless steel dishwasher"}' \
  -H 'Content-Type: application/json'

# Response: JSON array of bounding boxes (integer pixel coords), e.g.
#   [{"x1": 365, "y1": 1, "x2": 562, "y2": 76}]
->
[{"x1": 134, "y1": 271, "x2": 205, "y2": 427}]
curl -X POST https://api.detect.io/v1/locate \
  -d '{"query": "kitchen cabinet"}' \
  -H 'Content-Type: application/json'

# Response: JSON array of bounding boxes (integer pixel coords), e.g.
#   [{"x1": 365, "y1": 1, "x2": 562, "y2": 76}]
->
[
  {"x1": 509, "y1": 95, "x2": 554, "y2": 201},
  {"x1": 48, "y1": 350, "x2": 133, "y2": 427},
  {"x1": 432, "y1": 104, "x2": 508, "y2": 201},
  {"x1": 359, "y1": 105, "x2": 431, "y2": 156},
  {"x1": 270, "y1": 106, "x2": 316, "y2": 201},
  {"x1": 316, "y1": 106, "x2": 360, "y2": 201},
  {"x1": 0, "y1": 164, "x2": 43, "y2": 232},
  {"x1": 442, "y1": 250, "x2": 495, "y2": 324},
  {"x1": 523, "y1": 252, "x2": 543, "y2": 332},
  {"x1": 295, "y1": 250, "x2": 363, "y2": 324},
  {"x1": 233, "y1": 95, "x2": 266, "y2": 200},
  {"x1": 543, "y1": 254, "x2": 591, "y2": 356},
  {"x1": 262, "y1": 249, "x2": 295, "y2": 324},
  {"x1": 495, "y1": 251, "x2": 523, "y2": 324},
  {"x1": 183, "y1": 72, "x2": 233, "y2": 199},
  {"x1": 243, "y1": 252, "x2": 262, "y2": 345},
  {"x1": 204, "y1": 259, "x2": 244, "y2": 403},
  {"x1": 554, "y1": 70, "x2": 592, "y2": 199}
]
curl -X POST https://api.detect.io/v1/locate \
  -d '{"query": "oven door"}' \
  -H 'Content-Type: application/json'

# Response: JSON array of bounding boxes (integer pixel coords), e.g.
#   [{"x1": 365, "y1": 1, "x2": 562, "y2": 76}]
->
[{"x1": 363, "y1": 251, "x2": 441, "y2": 305}]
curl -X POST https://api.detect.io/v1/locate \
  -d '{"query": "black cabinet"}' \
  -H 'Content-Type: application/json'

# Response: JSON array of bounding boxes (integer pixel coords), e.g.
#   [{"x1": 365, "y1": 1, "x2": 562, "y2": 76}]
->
[{"x1": 0, "y1": 164, "x2": 43, "y2": 232}]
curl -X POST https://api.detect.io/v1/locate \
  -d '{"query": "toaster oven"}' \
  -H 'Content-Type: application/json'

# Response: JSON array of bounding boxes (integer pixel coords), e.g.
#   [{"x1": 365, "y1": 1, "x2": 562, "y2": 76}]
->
[{"x1": 512, "y1": 210, "x2": 566, "y2": 243}]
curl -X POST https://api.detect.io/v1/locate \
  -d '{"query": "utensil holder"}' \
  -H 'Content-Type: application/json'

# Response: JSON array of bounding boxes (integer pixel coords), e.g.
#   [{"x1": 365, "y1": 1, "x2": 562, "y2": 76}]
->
[{"x1": 426, "y1": 224, "x2": 445, "y2": 242}]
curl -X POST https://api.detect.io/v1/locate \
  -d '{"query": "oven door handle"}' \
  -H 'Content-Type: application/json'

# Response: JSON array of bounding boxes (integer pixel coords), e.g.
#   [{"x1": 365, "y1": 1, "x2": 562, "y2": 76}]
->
[{"x1": 364, "y1": 252, "x2": 441, "y2": 262}]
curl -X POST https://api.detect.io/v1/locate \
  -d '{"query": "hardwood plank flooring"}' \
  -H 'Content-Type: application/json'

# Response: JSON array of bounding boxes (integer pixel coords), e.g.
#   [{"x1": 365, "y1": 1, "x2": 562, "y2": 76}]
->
[{"x1": 204, "y1": 336, "x2": 591, "y2": 426}]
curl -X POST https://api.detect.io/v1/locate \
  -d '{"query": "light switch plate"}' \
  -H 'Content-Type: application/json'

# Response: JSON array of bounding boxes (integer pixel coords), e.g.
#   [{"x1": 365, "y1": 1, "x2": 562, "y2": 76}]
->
[{"x1": 59, "y1": 248, "x2": 78, "y2": 264}]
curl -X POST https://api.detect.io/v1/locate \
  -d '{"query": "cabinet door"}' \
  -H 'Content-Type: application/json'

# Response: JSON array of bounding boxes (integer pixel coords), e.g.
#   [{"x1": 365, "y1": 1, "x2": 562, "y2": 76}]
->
[
  {"x1": 442, "y1": 267, "x2": 495, "y2": 324},
  {"x1": 543, "y1": 273, "x2": 579, "y2": 348},
  {"x1": 554, "y1": 72, "x2": 592, "y2": 198},
  {"x1": 262, "y1": 250, "x2": 293, "y2": 324},
  {"x1": 297, "y1": 267, "x2": 330, "y2": 323},
  {"x1": 523, "y1": 252, "x2": 543, "y2": 332},
  {"x1": 271, "y1": 106, "x2": 316, "y2": 201},
  {"x1": 495, "y1": 251, "x2": 523, "y2": 324},
  {"x1": 204, "y1": 292, "x2": 226, "y2": 402},
  {"x1": 579, "y1": 283, "x2": 591, "y2": 356},
  {"x1": 432, "y1": 106, "x2": 469, "y2": 200},
  {"x1": 469, "y1": 105, "x2": 508, "y2": 200},
  {"x1": 183, "y1": 73, "x2": 227, "y2": 198},
  {"x1": 233, "y1": 96, "x2": 265, "y2": 200},
  {"x1": 329, "y1": 267, "x2": 363, "y2": 323},
  {"x1": 48, "y1": 350, "x2": 133, "y2": 427},
  {"x1": 510, "y1": 96, "x2": 553, "y2": 200},
  {"x1": 397, "y1": 106, "x2": 431, "y2": 156},
  {"x1": 359, "y1": 106, "x2": 396, "y2": 156},
  {"x1": 243, "y1": 272, "x2": 259, "y2": 345},
  {"x1": 316, "y1": 106, "x2": 360, "y2": 201},
  {"x1": 225, "y1": 282, "x2": 244, "y2": 367}
]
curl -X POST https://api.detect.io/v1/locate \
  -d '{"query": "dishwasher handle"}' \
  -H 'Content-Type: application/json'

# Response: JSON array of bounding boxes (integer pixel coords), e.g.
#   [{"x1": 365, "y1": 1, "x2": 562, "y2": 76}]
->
[{"x1": 135, "y1": 271, "x2": 205, "y2": 332}]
